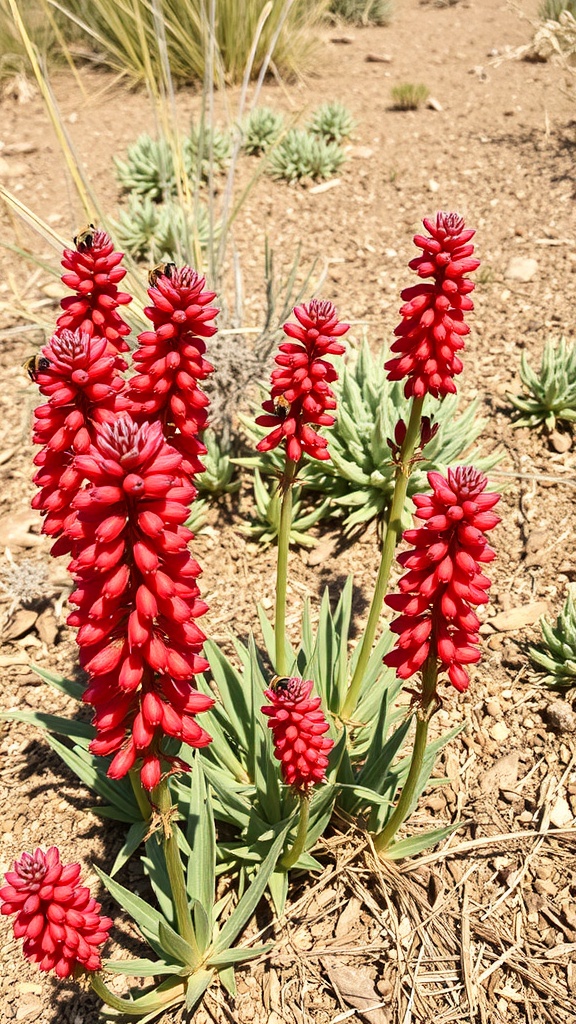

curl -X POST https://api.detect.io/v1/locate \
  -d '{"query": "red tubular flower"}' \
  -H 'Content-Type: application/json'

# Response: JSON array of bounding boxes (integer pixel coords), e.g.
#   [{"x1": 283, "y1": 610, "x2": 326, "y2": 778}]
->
[
  {"x1": 261, "y1": 677, "x2": 334, "y2": 790},
  {"x1": 0, "y1": 847, "x2": 112, "y2": 978},
  {"x1": 126, "y1": 267, "x2": 218, "y2": 480},
  {"x1": 384, "y1": 467, "x2": 500, "y2": 692},
  {"x1": 256, "y1": 300, "x2": 349, "y2": 463},
  {"x1": 31, "y1": 328, "x2": 126, "y2": 553},
  {"x1": 57, "y1": 227, "x2": 132, "y2": 367},
  {"x1": 67, "y1": 414, "x2": 214, "y2": 788},
  {"x1": 385, "y1": 212, "x2": 480, "y2": 399}
]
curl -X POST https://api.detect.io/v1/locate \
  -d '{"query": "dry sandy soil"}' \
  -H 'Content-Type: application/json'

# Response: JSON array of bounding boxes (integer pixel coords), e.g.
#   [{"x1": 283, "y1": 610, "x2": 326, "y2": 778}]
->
[{"x1": 1, "y1": 0, "x2": 576, "y2": 1022}]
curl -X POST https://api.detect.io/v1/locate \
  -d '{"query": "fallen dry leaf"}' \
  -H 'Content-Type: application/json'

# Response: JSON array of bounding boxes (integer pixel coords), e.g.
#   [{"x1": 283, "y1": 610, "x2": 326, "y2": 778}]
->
[
  {"x1": 323, "y1": 963, "x2": 389, "y2": 1024},
  {"x1": 2, "y1": 609, "x2": 38, "y2": 641},
  {"x1": 0, "y1": 512, "x2": 43, "y2": 549},
  {"x1": 35, "y1": 607, "x2": 59, "y2": 645},
  {"x1": 479, "y1": 752, "x2": 519, "y2": 795}
]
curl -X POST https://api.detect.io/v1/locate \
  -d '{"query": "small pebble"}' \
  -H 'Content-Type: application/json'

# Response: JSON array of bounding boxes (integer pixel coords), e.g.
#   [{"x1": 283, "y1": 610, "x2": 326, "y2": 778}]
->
[{"x1": 490, "y1": 721, "x2": 510, "y2": 742}]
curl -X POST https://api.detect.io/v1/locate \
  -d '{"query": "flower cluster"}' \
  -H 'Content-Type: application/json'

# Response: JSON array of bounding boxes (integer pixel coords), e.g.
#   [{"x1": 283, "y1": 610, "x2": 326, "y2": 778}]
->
[
  {"x1": 57, "y1": 227, "x2": 132, "y2": 367},
  {"x1": 384, "y1": 467, "x2": 500, "y2": 692},
  {"x1": 31, "y1": 328, "x2": 125, "y2": 554},
  {"x1": 256, "y1": 300, "x2": 349, "y2": 462},
  {"x1": 67, "y1": 415, "x2": 214, "y2": 789},
  {"x1": 261, "y1": 676, "x2": 334, "y2": 789},
  {"x1": 385, "y1": 212, "x2": 480, "y2": 399},
  {"x1": 126, "y1": 267, "x2": 218, "y2": 480},
  {"x1": 0, "y1": 847, "x2": 112, "y2": 978}
]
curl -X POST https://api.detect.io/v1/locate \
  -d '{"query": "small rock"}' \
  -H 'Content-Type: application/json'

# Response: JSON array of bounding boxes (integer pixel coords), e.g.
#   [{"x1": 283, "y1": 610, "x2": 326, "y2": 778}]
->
[
  {"x1": 485, "y1": 699, "x2": 501, "y2": 718},
  {"x1": 331, "y1": 34, "x2": 354, "y2": 44},
  {"x1": 534, "y1": 877, "x2": 558, "y2": 897},
  {"x1": 348, "y1": 145, "x2": 374, "y2": 159},
  {"x1": 16, "y1": 999, "x2": 43, "y2": 1022},
  {"x1": 546, "y1": 701, "x2": 576, "y2": 734},
  {"x1": 36, "y1": 607, "x2": 59, "y2": 646},
  {"x1": 428, "y1": 178, "x2": 440, "y2": 192},
  {"x1": 0, "y1": 157, "x2": 29, "y2": 180},
  {"x1": 3, "y1": 141, "x2": 36, "y2": 155},
  {"x1": 426, "y1": 96, "x2": 443, "y2": 111},
  {"x1": 365, "y1": 52, "x2": 392, "y2": 63},
  {"x1": 550, "y1": 796, "x2": 574, "y2": 828},
  {"x1": 308, "y1": 533, "x2": 339, "y2": 566},
  {"x1": 480, "y1": 752, "x2": 519, "y2": 794},
  {"x1": 488, "y1": 601, "x2": 548, "y2": 631},
  {"x1": 549, "y1": 430, "x2": 572, "y2": 453},
  {"x1": 504, "y1": 256, "x2": 539, "y2": 282},
  {"x1": 309, "y1": 178, "x2": 341, "y2": 195},
  {"x1": 489, "y1": 721, "x2": 509, "y2": 743}
]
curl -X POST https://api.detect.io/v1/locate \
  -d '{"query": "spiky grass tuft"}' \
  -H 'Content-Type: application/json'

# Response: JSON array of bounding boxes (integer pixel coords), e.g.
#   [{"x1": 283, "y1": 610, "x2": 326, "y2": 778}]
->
[{"x1": 390, "y1": 82, "x2": 429, "y2": 110}]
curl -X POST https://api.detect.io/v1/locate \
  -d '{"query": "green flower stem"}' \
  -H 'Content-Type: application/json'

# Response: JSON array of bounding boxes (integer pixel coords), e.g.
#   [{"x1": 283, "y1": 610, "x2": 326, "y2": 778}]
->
[
  {"x1": 373, "y1": 656, "x2": 438, "y2": 854},
  {"x1": 90, "y1": 972, "x2": 185, "y2": 1014},
  {"x1": 153, "y1": 778, "x2": 200, "y2": 958},
  {"x1": 280, "y1": 792, "x2": 310, "y2": 870},
  {"x1": 275, "y1": 457, "x2": 297, "y2": 675},
  {"x1": 129, "y1": 769, "x2": 152, "y2": 820},
  {"x1": 340, "y1": 396, "x2": 425, "y2": 720}
]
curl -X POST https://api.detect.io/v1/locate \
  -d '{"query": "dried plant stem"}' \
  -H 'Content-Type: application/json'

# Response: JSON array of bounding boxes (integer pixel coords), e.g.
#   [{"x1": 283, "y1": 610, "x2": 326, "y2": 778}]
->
[
  {"x1": 153, "y1": 779, "x2": 200, "y2": 956},
  {"x1": 275, "y1": 458, "x2": 297, "y2": 675},
  {"x1": 373, "y1": 656, "x2": 439, "y2": 854},
  {"x1": 280, "y1": 793, "x2": 310, "y2": 870},
  {"x1": 340, "y1": 396, "x2": 425, "y2": 720}
]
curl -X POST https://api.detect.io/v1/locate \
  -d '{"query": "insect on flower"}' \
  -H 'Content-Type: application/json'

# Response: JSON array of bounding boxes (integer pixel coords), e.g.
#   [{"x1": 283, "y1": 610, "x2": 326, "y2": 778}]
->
[
  {"x1": 273, "y1": 396, "x2": 291, "y2": 421},
  {"x1": 148, "y1": 261, "x2": 176, "y2": 286},
  {"x1": 269, "y1": 674, "x2": 291, "y2": 693},
  {"x1": 22, "y1": 354, "x2": 50, "y2": 382},
  {"x1": 73, "y1": 223, "x2": 96, "y2": 251}
]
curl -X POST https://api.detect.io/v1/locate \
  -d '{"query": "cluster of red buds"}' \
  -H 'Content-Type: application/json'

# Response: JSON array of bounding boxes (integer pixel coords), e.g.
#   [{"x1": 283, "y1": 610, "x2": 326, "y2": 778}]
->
[
  {"x1": 256, "y1": 300, "x2": 349, "y2": 462},
  {"x1": 57, "y1": 225, "x2": 132, "y2": 367},
  {"x1": 385, "y1": 212, "x2": 479, "y2": 399},
  {"x1": 384, "y1": 467, "x2": 500, "y2": 692},
  {"x1": 0, "y1": 847, "x2": 112, "y2": 978},
  {"x1": 261, "y1": 676, "x2": 334, "y2": 791},
  {"x1": 386, "y1": 416, "x2": 439, "y2": 466},
  {"x1": 126, "y1": 266, "x2": 218, "y2": 480}
]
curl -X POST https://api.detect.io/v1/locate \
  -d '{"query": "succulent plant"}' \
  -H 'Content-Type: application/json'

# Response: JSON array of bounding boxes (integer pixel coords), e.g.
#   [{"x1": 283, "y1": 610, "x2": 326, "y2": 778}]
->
[
  {"x1": 115, "y1": 195, "x2": 212, "y2": 263},
  {"x1": 241, "y1": 339, "x2": 499, "y2": 533},
  {"x1": 114, "y1": 134, "x2": 177, "y2": 200},
  {"x1": 242, "y1": 469, "x2": 331, "y2": 547},
  {"x1": 530, "y1": 587, "x2": 576, "y2": 688},
  {"x1": 508, "y1": 337, "x2": 576, "y2": 430},
  {"x1": 184, "y1": 124, "x2": 231, "y2": 180},
  {"x1": 242, "y1": 106, "x2": 285, "y2": 155},
  {"x1": 329, "y1": 0, "x2": 393, "y2": 25},
  {"x1": 269, "y1": 129, "x2": 345, "y2": 183},
  {"x1": 308, "y1": 102, "x2": 355, "y2": 144},
  {"x1": 390, "y1": 83, "x2": 429, "y2": 111},
  {"x1": 196, "y1": 429, "x2": 240, "y2": 496}
]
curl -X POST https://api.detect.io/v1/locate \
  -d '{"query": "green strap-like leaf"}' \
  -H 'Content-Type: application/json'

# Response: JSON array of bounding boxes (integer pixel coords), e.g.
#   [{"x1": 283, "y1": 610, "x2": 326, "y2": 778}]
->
[
  {"x1": 110, "y1": 820, "x2": 149, "y2": 877},
  {"x1": 385, "y1": 823, "x2": 461, "y2": 860},
  {"x1": 158, "y1": 919, "x2": 198, "y2": 969},
  {"x1": 1, "y1": 709, "x2": 94, "y2": 741},
  {"x1": 207, "y1": 944, "x2": 272, "y2": 969},
  {"x1": 102, "y1": 958, "x2": 185, "y2": 977},
  {"x1": 46, "y1": 735, "x2": 141, "y2": 821},
  {"x1": 186, "y1": 970, "x2": 214, "y2": 1011},
  {"x1": 94, "y1": 865, "x2": 166, "y2": 956},
  {"x1": 31, "y1": 664, "x2": 85, "y2": 701},
  {"x1": 212, "y1": 821, "x2": 289, "y2": 954},
  {"x1": 186, "y1": 755, "x2": 215, "y2": 937}
]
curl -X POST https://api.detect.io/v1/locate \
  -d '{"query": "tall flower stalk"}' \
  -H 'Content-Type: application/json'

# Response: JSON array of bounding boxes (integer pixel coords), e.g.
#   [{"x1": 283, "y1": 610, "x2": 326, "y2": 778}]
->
[
  {"x1": 374, "y1": 466, "x2": 500, "y2": 853},
  {"x1": 256, "y1": 300, "x2": 349, "y2": 673},
  {"x1": 340, "y1": 211, "x2": 480, "y2": 720}
]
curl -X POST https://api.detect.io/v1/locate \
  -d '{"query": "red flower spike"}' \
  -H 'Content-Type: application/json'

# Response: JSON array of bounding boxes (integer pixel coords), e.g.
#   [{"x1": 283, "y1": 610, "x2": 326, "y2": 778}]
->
[
  {"x1": 67, "y1": 414, "x2": 214, "y2": 788},
  {"x1": 125, "y1": 267, "x2": 218, "y2": 479},
  {"x1": 385, "y1": 212, "x2": 480, "y2": 399},
  {"x1": 0, "y1": 847, "x2": 112, "y2": 978},
  {"x1": 57, "y1": 227, "x2": 132, "y2": 367},
  {"x1": 384, "y1": 466, "x2": 500, "y2": 693},
  {"x1": 31, "y1": 328, "x2": 126, "y2": 552},
  {"x1": 256, "y1": 300, "x2": 349, "y2": 463},
  {"x1": 261, "y1": 677, "x2": 334, "y2": 790}
]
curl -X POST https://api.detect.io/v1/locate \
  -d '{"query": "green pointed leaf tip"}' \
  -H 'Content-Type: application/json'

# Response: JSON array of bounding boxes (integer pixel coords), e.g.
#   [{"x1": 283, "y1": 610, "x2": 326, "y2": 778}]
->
[
  {"x1": 530, "y1": 586, "x2": 576, "y2": 686},
  {"x1": 509, "y1": 337, "x2": 576, "y2": 428}
]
